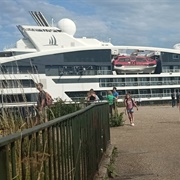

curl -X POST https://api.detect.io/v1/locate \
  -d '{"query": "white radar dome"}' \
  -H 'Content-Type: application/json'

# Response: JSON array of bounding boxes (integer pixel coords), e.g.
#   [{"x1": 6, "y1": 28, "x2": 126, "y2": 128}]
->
[
  {"x1": 173, "y1": 43, "x2": 180, "y2": 49},
  {"x1": 57, "y1": 18, "x2": 76, "y2": 36}
]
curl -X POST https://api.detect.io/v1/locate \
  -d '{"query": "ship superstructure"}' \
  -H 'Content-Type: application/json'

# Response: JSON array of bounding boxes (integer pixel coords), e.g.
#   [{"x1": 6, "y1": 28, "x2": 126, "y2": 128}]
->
[{"x1": 1, "y1": 11, "x2": 180, "y2": 105}]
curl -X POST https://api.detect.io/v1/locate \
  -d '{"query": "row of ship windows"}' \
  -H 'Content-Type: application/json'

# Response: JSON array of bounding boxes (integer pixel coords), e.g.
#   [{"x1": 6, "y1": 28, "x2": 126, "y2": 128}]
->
[
  {"x1": 101, "y1": 76, "x2": 180, "y2": 81},
  {"x1": 0, "y1": 93, "x2": 38, "y2": 103},
  {"x1": 45, "y1": 65, "x2": 111, "y2": 76},
  {"x1": 162, "y1": 54, "x2": 180, "y2": 62},
  {"x1": 0, "y1": 78, "x2": 179, "y2": 88},
  {"x1": 0, "y1": 80, "x2": 35, "y2": 88},
  {"x1": 0, "y1": 65, "x2": 112, "y2": 75},
  {"x1": 53, "y1": 78, "x2": 180, "y2": 85},
  {"x1": 172, "y1": 54, "x2": 180, "y2": 59},
  {"x1": 99, "y1": 81, "x2": 180, "y2": 87},
  {"x1": 67, "y1": 89, "x2": 172, "y2": 97}
]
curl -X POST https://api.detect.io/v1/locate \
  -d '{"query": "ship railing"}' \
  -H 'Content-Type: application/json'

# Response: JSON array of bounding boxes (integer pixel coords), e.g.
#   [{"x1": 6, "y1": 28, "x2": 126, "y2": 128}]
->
[
  {"x1": 118, "y1": 93, "x2": 171, "y2": 100},
  {"x1": 68, "y1": 93, "x2": 172, "y2": 103},
  {"x1": 75, "y1": 70, "x2": 112, "y2": 76},
  {"x1": 162, "y1": 69, "x2": 180, "y2": 73},
  {"x1": 99, "y1": 80, "x2": 180, "y2": 87},
  {"x1": 0, "y1": 102, "x2": 110, "y2": 180}
]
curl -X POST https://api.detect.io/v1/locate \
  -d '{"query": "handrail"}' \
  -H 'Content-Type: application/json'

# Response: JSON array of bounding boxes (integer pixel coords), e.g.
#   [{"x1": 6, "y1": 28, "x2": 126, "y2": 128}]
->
[
  {"x1": 0, "y1": 102, "x2": 110, "y2": 180},
  {"x1": 0, "y1": 102, "x2": 107, "y2": 147}
]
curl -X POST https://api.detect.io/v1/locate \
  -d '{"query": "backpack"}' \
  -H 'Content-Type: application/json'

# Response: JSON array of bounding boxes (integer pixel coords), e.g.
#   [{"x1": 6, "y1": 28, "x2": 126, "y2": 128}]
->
[{"x1": 44, "y1": 91, "x2": 53, "y2": 106}]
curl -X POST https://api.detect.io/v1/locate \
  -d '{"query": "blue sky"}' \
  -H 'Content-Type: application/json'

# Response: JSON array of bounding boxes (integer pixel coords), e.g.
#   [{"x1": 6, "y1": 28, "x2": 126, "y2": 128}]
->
[{"x1": 1, "y1": 0, "x2": 180, "y2": 50}]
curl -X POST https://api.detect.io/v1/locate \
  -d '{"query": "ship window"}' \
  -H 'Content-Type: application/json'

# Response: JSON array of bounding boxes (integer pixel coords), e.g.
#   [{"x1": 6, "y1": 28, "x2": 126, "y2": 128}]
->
[
  {"x1": 162, "y1": 66, "x2": 170, "y2": 72},
  {"x1": 163, "y1": 77, "x2": 171, "y2": 81},
  {"x1": 18, "y1": 66, "x2": 38, "y2": 73},
  {"x1": 0, "y1": 52, "x2": 13, "y2": 57},
  {"x1": 136, "y1": 58, "x2": 146, "y2": 62},
  {"x1": 53, "y1": 78, "x2": 99, "y2": 83},
  {"x1": 152, "y1": 89, "x2": 162, "y2": 93},
  {"x1": 173, "y1": 54, "x2": 179, "y2": 59},
  {"x1": 0, "y1": 66, "x2": 9, "y2": 73},
  {"x1": 63, "y1": 50, "x2": 111, "y2": 62},
  {"x1": 138, "y1": 77, "x2": 149, "y2": 81},
  {"x1": 0, "y1": 66, "x2": 20, "y2": 74},
  {"x1": 0, "y1": 80, "x2": 34, "y2": 88},
  {"x1": 151, "y1": 77, "x2": 158, "y2": 81},
  {"x1": 125, "y1": 78, "x2": 137, "y2": 82},
  {"x1": 45, "y1": 66, "x2": 59, "y2": 76},
  {"x1": 174, "y1": 66, "x2": 179, "y2": 69},
  {"x1": 139, "y1": 89, "x2": 150, "y2": 94},
  {"x1": 118, "y1": 58, "x2": 130, "y2": 62},
  {"x1": 0, "y1": 93, "x2": 37, "y2": 103}
]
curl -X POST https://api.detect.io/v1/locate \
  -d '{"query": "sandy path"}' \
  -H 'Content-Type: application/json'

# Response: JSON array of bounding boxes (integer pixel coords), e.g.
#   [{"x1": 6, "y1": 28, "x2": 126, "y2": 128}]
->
[{"x1": 110, "y1": 106, "x2": 180, "y2": 180}]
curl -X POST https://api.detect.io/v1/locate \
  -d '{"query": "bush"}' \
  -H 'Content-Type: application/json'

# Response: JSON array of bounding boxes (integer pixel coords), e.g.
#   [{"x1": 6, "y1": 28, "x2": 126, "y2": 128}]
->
[
  {"x1": 109, "y1": 112, "x2": 124, "y2": 127},
  {"x1": 48, "y1": 99, "x2": 82, "y2": 120}
]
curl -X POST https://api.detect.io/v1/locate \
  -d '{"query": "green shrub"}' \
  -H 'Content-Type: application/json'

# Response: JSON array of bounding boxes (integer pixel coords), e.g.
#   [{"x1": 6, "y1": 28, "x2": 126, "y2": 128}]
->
[
  {"x1": 48, "y1": 99, "x2": 82, "y2": 120},
  {"x1": 109, "y1": 112, "x2": 124, "y2": 127}
]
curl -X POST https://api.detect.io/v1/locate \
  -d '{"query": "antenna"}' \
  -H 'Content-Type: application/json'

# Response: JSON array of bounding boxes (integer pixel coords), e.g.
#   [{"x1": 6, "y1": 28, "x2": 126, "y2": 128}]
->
[{"x1": 51, "y1": 17, "x2": 54, "y2": 27}]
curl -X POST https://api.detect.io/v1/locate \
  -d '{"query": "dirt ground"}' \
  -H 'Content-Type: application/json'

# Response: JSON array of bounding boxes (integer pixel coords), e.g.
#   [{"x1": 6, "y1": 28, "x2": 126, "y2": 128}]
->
[{"x1": 110, "y1": 106, "x2": 180, "y2": 180}]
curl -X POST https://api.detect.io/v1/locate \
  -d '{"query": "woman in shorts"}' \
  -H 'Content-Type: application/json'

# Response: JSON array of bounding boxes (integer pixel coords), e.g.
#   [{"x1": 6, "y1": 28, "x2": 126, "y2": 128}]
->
[{"x1": 124, "y1": 93, "x2": 138, "y2": 126}]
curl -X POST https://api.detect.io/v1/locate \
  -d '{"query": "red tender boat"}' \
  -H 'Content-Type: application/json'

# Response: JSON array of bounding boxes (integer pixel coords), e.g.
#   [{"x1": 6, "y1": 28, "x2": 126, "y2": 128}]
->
[{"x1": 113, "y1": 55, "x2": 157, "y2": 73}]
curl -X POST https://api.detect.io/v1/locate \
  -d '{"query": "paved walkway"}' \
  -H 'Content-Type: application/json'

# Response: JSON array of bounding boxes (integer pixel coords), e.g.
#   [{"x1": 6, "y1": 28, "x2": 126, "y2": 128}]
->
[{"x1": 110, "y1": 106, "x2": 180, "y2": 180}]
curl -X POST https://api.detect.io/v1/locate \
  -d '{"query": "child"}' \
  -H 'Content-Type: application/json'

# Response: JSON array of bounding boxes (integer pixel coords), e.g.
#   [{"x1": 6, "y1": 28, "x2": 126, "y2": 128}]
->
[
  {"x1": 124, "y1": 93, "x2": 138, "y2": 126},
  {"x1": 107, "y1": 91, "x2": 116, "y2": 117}
]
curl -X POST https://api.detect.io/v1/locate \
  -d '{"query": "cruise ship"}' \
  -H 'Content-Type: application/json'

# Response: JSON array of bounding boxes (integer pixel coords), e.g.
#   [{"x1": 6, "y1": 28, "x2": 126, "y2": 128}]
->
[{"x1": 1, "y1": 11, "x2": 180, "y2": 105}]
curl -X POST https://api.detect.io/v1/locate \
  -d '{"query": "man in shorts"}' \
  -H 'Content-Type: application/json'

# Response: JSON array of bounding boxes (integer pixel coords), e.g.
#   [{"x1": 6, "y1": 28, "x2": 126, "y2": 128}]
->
[{"x1": 36, "y1": 83, "x2": 48, "y2": 124}]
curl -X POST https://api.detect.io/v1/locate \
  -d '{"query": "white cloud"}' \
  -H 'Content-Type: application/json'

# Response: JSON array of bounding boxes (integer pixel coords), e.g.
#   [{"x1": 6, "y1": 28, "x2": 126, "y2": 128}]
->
[{"x1": 0, "y1": 0, "x2": 180, "y2": 50}]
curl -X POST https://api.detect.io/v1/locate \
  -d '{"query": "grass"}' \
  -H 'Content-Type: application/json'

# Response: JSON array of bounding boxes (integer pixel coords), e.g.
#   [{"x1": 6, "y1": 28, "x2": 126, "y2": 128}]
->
[{"x1": 105, "y1": 147, "x2": 118, "y2": 179}]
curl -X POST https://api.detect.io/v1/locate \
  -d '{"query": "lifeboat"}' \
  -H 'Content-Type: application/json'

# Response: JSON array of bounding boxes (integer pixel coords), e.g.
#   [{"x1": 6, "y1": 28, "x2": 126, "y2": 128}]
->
[{"x1": 113, "y1": 55, "x2": 157, "y2": 73}]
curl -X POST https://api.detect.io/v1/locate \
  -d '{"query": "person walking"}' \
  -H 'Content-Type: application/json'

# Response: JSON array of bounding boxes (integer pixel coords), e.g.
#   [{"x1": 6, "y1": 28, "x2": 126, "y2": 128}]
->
[
  {"x1": 124, "y1": 93, "x2": 138, "y2": 126},
  {"x1": 171, "y1": 92, "x2": 175, "y2": 107},
  {"x1": 176, "y1": 90, "x2": 179, "y2": 108},
  {"x1": 36, "y1": 83, "x2": 48, "y2": 124},
  {"x1": 107, "y1": 90, "x2": 116, "y2": 117}
]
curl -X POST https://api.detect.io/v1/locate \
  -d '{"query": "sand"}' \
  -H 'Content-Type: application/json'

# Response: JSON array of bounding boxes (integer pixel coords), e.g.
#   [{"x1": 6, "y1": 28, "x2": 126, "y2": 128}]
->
[{"x1": 110, "y1": 106, "x2": 180, "y2": 180}]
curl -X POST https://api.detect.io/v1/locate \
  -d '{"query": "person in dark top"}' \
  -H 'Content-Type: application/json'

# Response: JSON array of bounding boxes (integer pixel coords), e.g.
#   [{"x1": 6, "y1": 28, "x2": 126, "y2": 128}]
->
[
  {"x1": 36, "y1": 83, "x2": 48, "y2": 124},
  {"x1": 176, "y1": 90, "x2": 179, "y2": 108},
  {"x1": 171, "y1": 92, "x2": 175, "y2": 107},
  {"x1": 87, "y1": 89, "x2": 99, "y2": 103},
  {"x1": 112, "y1": 87, "x2": 119, "y2": 99}
]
